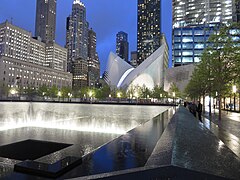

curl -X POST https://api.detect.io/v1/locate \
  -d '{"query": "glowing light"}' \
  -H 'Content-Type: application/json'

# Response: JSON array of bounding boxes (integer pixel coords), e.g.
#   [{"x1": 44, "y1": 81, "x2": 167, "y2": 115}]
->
[
  {"x1": 58, "y1": 91, "x2": 62, "y2": 97},
  {"x1": 88, "y1": 91, "x2": 93, "y2": 97},
  {"x1": 233, "y1": 85, "x2": 237, "y2": 93},
  {"x1": 10, "y1": 88, "x2": 17, "y2": 95},
  {"x1": 134, "y1": 92, "x2": 139, "y2": 98},
  {"x1": 0, "y1": 116, "x2": 125, "y2": 135},
  {"x1": 173, "y1": 92, "x2": 176, "y2": 97},
  {"x1": 73, "y1": 0, "x2": 85, "y2": 7},
  {"x1": 117, "y1": 92, "x2": 121, "y2": 98}
]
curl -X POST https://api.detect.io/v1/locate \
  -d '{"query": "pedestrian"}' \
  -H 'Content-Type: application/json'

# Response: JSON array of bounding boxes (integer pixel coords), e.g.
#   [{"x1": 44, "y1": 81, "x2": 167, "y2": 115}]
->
[
  {"x1": 189, "y1": 101, "x2": 197, "y2": 117},
  {"x1": 197, "y1": 101, "x2": 203, "y2": 122},
  {"x1": 184, "y1": 101, "x2": 187, "y2": 107}
]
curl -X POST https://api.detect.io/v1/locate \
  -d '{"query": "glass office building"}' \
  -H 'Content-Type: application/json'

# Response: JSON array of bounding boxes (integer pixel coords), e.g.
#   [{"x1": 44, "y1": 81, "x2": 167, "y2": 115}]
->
[
  {"x1": 173, "y1": 24, "x2": 221, "y2": 66},
  {"x1": 172, "y1": 0, "x2": 237, "y2": 28},
  {"x1": 172, "y1": 0, "x2": 239, "y2": 66}
]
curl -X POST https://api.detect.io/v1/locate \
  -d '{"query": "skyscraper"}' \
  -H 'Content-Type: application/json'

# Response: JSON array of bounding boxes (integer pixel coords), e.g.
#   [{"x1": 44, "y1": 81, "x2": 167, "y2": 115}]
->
[
  {"x1": 35, "y1": 0, "x2": 57, "y2": 43},
  {"x1": 137, "y1": 0, "x2": 161, "y2": 65},
  {"x1": 172, "y1": 0, "x2": 238, "y2": 28},
  {"x1": 88, "y1": 28, "x2": 100, "y2": 87},
  {"x1": 116, "y1": 31, "x2": 129, "y2": 62},
  {"x1": 172, "y1": 0, "x2": 239, "y2": 67},
  {"x1": 66, "y1": 0, "x2": 89, "y2": 73}
]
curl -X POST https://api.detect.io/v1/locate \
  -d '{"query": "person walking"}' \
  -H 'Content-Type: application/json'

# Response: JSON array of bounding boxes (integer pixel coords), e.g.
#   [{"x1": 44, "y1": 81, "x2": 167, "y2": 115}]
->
[
  {"x1": 189, "y1": 101, "x2": 197, "y2": 117},
  {"x1": 197, "y1": 101, "x2": 203, "y2": 122}
]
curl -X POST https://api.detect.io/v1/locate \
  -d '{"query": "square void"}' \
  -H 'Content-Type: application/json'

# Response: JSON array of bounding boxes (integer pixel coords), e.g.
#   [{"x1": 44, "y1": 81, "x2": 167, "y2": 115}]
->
[{"x1": 0, "y1": 139, "x2": 72, "y2": 161}]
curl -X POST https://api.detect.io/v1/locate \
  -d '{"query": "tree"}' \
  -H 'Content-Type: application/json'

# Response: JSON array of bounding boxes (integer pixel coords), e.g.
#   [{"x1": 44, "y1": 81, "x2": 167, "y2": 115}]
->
[
  {"x1": 61, "y1": 86, "x2": 72, "y2": 101},
  {"x1": 186, "y1": 23, "x2": 240, "y2": 120},
  {"x1": 49, "y1": 85, "x2": 58, "y2": 99},
  {"x1": 169, "y1": 83, "x2": 181, "y2": 98},
  {"x1": 152, "y1": 85, "x2": 166, "y2": 100},
  {"x1": 139, "y1": 84, "x2": 151, "y2": 99},
  {"x1": 38, "y1": 85, "x2": 49, "y2": 99},
  {"x1": 206, "y1": 24, "x2": 240, "y2": 119},
  {"x1": 25, "y1": 86, "x2": 37, "y2": 100},
  {"x1": 185, "y1": 54, "x2": 209, "y2": 111}
]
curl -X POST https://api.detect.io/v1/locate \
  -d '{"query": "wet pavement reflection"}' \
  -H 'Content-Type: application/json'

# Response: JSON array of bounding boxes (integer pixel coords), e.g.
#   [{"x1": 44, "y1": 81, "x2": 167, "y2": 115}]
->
[{"x1": 202, "y1": 111, "x2": 240, "y2": 158}]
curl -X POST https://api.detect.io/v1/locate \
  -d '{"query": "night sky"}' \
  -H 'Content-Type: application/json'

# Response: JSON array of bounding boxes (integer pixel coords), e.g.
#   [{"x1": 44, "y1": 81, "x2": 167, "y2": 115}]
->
[{"x1": 0, "y1": 0, "x2": 172, "y2": 74}]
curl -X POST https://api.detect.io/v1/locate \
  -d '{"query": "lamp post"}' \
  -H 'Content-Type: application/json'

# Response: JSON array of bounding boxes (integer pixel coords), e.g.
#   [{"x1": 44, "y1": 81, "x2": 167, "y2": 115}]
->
[
  {"x1": 173, "y1": 92, "x2": 176, "y2": 105},
  {"x1": 117, "y1": 92, "x2": 121, "y2": 103},
  {"x1": 233, "y1": 85, "x2": 237, "y2": 111},
  {"x1": 10, "y1": 88, "x2": 17, "y2": 100},
  {"x1": 42, "y1": 92, "x2": 46, "y2": 101},
  {"x1": 88, "y1": 91, "x2": 93, "y2": 102},
  {"x1": 130, "y1": 93, "x2": 133, "y2": 103},
  {"x1": 68, "y1": 93, "x2": 72, "y2": 102},
  {"x1": 57, "y1": 91, "x2": 61, "y2": 102},
  {"x1": 109, "y1": 94, "x2": 111, "y2": 101},
  {"x1": 134, "y1": 92, "x2": 139, "y2": 104}
]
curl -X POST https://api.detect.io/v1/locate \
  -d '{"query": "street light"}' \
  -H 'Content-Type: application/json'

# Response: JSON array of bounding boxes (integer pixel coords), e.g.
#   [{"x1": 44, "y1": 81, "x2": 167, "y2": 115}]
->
[
  {"x1": 134, "y1": 92, "x2": 139, "y2": 99},
  {"x1": 42, "y1": 92, "x2": 46, "y2": 101},
  {"x1": 173, "y1": 92, "x2": 176, "y2": 104},
  {"x1": 159, "y1": 93, "x2": 163, "y2": 103},
  {"x1": 233, "y1": 85, "x2": 237, "y2": 111},
  {"x1": 88, "y1": 91, "x2": 93, "y2": 103},
  {"x1": 10, "y1": 88, "x2": 17, "y2": 99},
  {"x1": 68, "y1": 93, "x2": 72, "y2": 102},
  {"x1": 117, "y1": 92, "x2": 121, "y2": 103},
  {"x1": 58, "y1": 91, "x2": 61, "y2": 102}
]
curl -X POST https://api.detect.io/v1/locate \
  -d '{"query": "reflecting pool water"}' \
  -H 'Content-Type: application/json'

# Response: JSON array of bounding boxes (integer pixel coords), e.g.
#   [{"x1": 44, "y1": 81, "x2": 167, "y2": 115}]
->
[
  {"x1": 0, "y1": 102, "x2": 170, "y2": 134},
  {"x1": 0, "y1": 102, "x2": 171, "y2": 178}
]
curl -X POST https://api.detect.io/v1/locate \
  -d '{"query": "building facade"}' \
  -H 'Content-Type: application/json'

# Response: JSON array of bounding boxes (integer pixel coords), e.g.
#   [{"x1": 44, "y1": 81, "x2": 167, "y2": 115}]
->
[
  {"x1": 45, "y1": 43, "x2": 67, "y2": 72},
  {"x1": 137, "y1": 0, "x2": 161, "y2": 65},
  {"x1": 173, "y1": 24, "x2": 221, "y2": 66},
  {"x1": 88, "y1": 28, "x2": 100, "y2": 87},
  {"x1": 72, "y1": 58, "x2": 88, "y2": 89},
  {"x1": 0, "y1": 56, "x2": 72, "y2": 94},
  {"x1": 66, "y1": 0, "x2": 89, "y2": 73},
  {"x1": 35, "y1": 0, "x2": 57, "y2": 43},
  {"x1": 172, "y1": 0, "x2": 239, "y2": 29},
  {"x1": 0, "y1": 21, "x2": 71, "y2": 96},
  {"x1": 172, "y1": 0, "x2": 239, "y2": 67},
  {"x1": 116, "y1": 31, "x2": 129, "y2": 62},
  {"x1": 130, "y1": 51, "x2": 138, "y2": 68}
]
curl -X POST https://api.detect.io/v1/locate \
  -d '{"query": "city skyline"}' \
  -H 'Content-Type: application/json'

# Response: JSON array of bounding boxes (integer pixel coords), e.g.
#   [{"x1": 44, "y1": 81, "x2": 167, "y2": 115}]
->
[{"x1": 0, "y1": 0, "x2": 172, "y2": 74}]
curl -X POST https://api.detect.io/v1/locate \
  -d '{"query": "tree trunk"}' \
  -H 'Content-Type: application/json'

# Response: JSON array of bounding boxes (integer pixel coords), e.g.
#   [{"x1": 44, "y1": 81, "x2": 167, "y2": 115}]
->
[
  {"x1": 209, "y1": 95, "x2": 212, "y2": 116},
  {"x1": 203, "y1": 95, "x2": 205, "y2": 113},
  {"x1": 219, "y1": 95, "x2": 222, "y2": 120},
  {"x1": 223, "y1": 97, "x2": 226, "y2": 110}
]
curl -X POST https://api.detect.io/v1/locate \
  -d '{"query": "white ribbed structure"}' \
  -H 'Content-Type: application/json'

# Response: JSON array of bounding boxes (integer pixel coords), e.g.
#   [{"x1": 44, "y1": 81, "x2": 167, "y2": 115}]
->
[{"x1": 106, "y1": 44, "x2": 167, "y2": 90}]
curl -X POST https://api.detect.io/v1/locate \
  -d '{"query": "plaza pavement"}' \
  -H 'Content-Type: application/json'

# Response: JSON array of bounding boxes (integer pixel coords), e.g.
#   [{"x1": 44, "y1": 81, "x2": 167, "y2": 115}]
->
[{"x1": 201, "y1": 109, "x2": 240, "y2": 158}]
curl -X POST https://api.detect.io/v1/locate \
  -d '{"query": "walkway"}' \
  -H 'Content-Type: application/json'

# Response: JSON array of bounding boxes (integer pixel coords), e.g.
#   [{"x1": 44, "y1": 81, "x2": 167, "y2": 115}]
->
[{"x1": 201, "y1": 109, "x2": 240, "y2": 158}]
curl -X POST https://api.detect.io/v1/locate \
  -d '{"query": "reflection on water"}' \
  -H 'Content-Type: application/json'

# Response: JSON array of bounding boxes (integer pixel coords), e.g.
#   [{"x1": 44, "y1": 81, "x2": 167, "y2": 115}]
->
[{"x1": 0, "y1": 102, "x2": 170, "y2": 134}]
